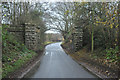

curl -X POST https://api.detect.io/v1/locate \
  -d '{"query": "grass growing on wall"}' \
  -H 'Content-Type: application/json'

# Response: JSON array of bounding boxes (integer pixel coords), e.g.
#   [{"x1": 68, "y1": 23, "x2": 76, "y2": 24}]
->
[{"x1": 2, "y1": 25, "x2": 37, "y2": 78}]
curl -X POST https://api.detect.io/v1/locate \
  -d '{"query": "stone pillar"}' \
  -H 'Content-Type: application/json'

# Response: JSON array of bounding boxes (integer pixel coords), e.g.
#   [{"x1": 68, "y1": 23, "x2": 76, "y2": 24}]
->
[
  {"x1": 36, "y1": 26, "x2": 41, "y2": 51},
  {"x1": 73, "y1": 26, "x2": 83, "y2": 51},
  {"x1": 25, "y1": 23, "x2": 37, "y2": 51}
]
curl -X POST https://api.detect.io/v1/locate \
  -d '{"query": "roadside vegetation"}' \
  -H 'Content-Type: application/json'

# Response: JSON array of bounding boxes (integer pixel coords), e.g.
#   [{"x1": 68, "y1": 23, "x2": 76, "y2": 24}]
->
[
  {"x1": 60, "y1": 2, "x2": 119, "y2": 78},
  {"x1": 62, "y1": 43, "x2": 119, "y2": 77},
  {"x1": 44, "y1": 41, "x2": 54, "y2": 45},
  {"x1": 2, "y1": 25, "x2": 37, "y2": 78}
]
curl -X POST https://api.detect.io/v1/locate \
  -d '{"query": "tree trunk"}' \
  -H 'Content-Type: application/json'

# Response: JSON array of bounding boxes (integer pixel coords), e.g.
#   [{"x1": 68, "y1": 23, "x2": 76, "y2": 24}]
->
[
  {"x1": 20, "y1": 2, "x2": 22, "y2": 16},
  {"x1": 91, "y1": 26, "x2": 94, "y2": 52},
  {"x1": 91, "y1": 4, "x2": 94, "y2": 53},
  {"x1": 118, "y1": 2, "x2": 120, "y2": 54},
  {"x1": 13, "y1": 2, "x2": 15, "y2": 25}
]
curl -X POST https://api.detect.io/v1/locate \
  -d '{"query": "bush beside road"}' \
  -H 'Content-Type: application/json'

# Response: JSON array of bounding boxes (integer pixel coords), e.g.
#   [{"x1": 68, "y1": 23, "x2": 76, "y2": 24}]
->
[{"x1": 61, "y1": 42, "x2": 119, "y2": 78}]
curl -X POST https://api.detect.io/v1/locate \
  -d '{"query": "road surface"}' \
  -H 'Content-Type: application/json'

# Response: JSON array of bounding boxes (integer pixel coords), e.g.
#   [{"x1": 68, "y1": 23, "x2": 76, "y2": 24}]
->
[{"x1": 30, "y1": 42, "x2": 98, "y2": 78}]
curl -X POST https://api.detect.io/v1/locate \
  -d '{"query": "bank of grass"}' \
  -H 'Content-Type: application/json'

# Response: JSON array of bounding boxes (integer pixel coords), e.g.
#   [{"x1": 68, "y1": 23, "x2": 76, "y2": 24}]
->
[
  {"x1": 44, "y1": 41, "x2": 55, "y2": 45},
  {"x1": 62, "y1": 42, "x2": 119, "y2": 78},
  {"x1": 2, "y1": 50, "x2": 36, "y2": 78},
  {"x1": 2, "y1": 25, "x2": 37, "y2": 78}
]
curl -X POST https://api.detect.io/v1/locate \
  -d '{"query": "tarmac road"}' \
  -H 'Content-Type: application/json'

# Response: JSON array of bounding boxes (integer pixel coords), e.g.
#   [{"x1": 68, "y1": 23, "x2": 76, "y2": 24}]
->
[{"x1": 30, "y1": 42, "x2": 98, "y2": 78}]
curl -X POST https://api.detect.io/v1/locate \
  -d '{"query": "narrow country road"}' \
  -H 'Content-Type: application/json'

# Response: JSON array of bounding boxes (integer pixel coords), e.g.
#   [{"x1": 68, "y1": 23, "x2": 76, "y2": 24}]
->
[{"x1": 30, "y1": 42, "x2": 98, "y2": 78}]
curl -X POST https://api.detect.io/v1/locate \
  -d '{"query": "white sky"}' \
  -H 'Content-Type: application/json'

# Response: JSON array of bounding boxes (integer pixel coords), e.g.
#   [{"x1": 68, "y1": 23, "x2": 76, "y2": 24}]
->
[{"x1": 45, "y1": 30, "x2": 60, "y2": 33}]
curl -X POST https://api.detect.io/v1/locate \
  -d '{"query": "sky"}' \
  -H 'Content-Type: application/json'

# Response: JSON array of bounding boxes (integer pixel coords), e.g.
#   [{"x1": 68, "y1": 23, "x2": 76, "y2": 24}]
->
[
  {"x1": 45, "y1": 30, "x2": 57, "y2": 33},
  {"x1": 45, "y1": 29, "x2": 60, "y2": 34}
]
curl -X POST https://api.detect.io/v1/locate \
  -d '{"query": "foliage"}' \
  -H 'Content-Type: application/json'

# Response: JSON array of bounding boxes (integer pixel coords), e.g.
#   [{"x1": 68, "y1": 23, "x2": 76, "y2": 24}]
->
[
  {"x1": 2, "y1": 2, "x2": 47, "y2": 51},
  {"x1": 47, "y1": 2, "x2": 119, "y2": 51},
  {"x1": 105, "y1": 46, "x2": 119, "y2": 62},
  {"x1": 44, "y1": 41, "x2": 54, "y2": 45},
  {"x1": 2, "y1": 25, "x2": 37, "y2": 78},
  {"x1": 61, "y1": 2, "x2": 119, "y2": 69}
]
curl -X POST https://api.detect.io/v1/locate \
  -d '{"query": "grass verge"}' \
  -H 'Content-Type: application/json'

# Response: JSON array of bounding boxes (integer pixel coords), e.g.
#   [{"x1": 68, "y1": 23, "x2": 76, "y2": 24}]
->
[
  {"x1": 61, "y1": 42, "x2": 119, "y2": 78},
  {"x1": 44, "y1": 41, "x2": 56, "y2": 45}
]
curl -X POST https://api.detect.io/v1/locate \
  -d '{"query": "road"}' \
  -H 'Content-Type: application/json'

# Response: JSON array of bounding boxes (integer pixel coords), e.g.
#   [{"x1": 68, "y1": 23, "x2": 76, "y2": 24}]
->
[{"x1": 30, "y1": 42, "x2": 98, "y2": 78}]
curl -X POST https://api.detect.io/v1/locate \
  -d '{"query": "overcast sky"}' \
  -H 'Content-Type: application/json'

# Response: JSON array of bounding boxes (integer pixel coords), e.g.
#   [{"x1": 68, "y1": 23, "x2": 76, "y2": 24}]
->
[{"x1": 45, "y1": 29, "x2": 60, "y2": 34}]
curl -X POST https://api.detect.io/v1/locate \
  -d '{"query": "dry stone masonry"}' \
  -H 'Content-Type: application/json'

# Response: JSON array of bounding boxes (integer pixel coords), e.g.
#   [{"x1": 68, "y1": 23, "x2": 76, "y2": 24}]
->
[
  {"x1": 8, "y1": 24, "x2": 25, "y2": 43},
  {"x1": 72, "y1": 26, "x2": 83, "y2": 52},
  {"x1": 25, "y1": 23, "x2": 37, "y2": 50},
  {"x1": 8, "y1": 23, "x2": 41, "y2": 51}
]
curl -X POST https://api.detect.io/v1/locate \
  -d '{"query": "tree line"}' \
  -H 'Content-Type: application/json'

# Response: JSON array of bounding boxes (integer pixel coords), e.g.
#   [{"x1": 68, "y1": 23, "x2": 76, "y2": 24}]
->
[
  {"x1": 43, "y1": 2, "x2": 119, "y2": 65},
  {"x1": 2, "y1": 2, "x2": 49, "y2": 46},
  {"x1": 45, "y1": 2, "x2": 119, "y2": 52}
]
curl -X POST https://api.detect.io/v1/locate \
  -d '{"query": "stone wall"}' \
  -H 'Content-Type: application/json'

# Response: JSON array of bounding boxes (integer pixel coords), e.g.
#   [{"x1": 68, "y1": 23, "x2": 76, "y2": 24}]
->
[
  {"x1": 8, "y1": 23, "x2": 42, "y2": 51},
  {"x1": 25, "y1": 23, "x2": 37, "y2": 50},
  {"x1": 72, "y1": 26, "x2": 83, "y2": 51},
  {"x1": 8, "y1": 24, "x2": 25, "y2": 43}
]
